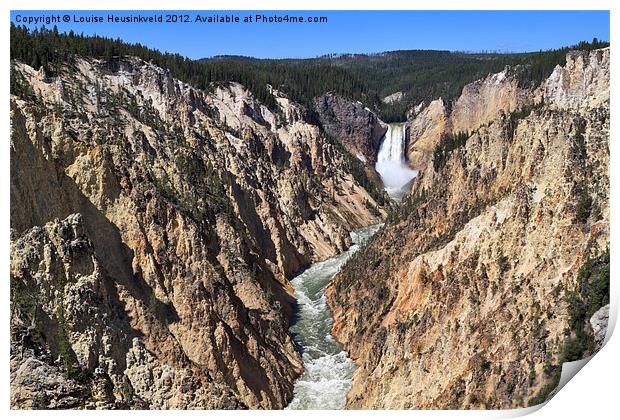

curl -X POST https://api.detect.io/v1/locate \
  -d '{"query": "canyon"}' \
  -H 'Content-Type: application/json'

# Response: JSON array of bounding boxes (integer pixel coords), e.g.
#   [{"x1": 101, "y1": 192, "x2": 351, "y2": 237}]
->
[{"x1": 10, "y1": 43, "x2": 610, "y2": 410}]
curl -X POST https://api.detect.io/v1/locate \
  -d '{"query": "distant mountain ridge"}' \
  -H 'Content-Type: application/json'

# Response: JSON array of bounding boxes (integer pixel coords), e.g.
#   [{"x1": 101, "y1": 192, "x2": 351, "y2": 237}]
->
[
  {"x1": 199, "y1": 40, "x2": 609, "y2": 121},
  {"x1": 11, "y1": 23, "x2": 608, "y2": 122}
]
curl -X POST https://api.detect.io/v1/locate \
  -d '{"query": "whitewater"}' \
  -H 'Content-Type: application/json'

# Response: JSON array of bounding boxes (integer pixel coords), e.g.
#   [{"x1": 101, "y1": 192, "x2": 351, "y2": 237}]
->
[{"x1": 286, "y1": 224, "x2": 381, "y2": 409}]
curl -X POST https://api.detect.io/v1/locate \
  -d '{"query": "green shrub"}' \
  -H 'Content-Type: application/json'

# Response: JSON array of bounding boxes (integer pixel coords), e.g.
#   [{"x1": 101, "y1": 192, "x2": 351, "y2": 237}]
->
[
  {"x1": 576, "y1": 194, "x2": 592, "y2": 223},
  {"x1": 562, "y1": 249, "x2": 610, "y2": 362},
  {"x1": 55, "y1": 302, "x2": 80, "y2": 379},
  {"x1": 433, "y1": 131, "x2": 470, "y2": 172}
]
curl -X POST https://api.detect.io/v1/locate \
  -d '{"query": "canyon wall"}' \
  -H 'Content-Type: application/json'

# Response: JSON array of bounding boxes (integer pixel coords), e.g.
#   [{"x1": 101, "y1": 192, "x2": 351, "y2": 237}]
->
[
  {"x1": 10, "y1": 56, "x2": 385, "y2": 409},
  {"x1": 314, "y1": 93, "x2": 387, "y2": 165},
  {"x1": 327, "y1": 48, "x2": 610, "y2": 409},
  {"x1": 405, "y1": 66, "x2": 534, "y2": 172}
]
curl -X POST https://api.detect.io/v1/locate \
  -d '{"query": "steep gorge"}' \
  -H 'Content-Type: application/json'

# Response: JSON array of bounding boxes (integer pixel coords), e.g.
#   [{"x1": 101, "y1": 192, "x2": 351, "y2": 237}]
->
[
  {"x1": 9, "y1": 40, "x2": 610, "y2": 411},
  {"x1": 326, "y1": 48, "x2": 610, "y2": 409},
  {"x1": 9, "y1": 56, "x2": 386, "y2": 409}
]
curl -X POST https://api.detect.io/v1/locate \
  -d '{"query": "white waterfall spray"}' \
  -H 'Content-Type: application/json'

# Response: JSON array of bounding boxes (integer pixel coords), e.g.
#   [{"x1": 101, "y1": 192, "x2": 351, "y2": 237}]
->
[{"x1": 375, "y1": 123, "x2": 418, "y2": 199}]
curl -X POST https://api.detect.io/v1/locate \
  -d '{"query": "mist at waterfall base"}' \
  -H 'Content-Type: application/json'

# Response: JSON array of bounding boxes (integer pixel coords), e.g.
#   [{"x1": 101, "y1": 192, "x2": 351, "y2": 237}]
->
[
  {"x1": 286, "y1": 224, "x2": 381, "y2": 409},
  {"x1": 375, "y1": 123, "x2": 418, "y2": 200}
]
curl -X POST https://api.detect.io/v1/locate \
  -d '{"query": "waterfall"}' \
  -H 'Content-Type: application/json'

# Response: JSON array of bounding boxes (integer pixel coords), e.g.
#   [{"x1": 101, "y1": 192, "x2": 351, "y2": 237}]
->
[{"x1": 375, "y1": 123, "x2": 418, "y2": 199}]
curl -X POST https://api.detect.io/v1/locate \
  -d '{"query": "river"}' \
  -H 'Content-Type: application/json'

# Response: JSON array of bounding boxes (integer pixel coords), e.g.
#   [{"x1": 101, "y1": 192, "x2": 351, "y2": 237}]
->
[
  {"x1": 286, "y1": 224, "x2": 382, "y2": 409},
  {"x1": 287, "y1": 122, "x2": 413, "y2": 408}
]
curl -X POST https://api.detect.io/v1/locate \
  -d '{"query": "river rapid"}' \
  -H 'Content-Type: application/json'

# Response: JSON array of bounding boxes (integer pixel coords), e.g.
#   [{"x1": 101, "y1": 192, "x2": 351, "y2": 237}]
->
[{"x1": 286, "y1": 224, "x2": 382, "y2": 409}]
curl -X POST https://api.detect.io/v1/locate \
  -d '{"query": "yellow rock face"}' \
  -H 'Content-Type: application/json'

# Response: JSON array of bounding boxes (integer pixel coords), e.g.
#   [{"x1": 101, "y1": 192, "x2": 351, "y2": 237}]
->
[
  {"x1": 10, "y1": 56, "x2": 386, "y2": 409},
  {"x1": 327, "y1": 48, "x2": 609, "y2": 409}
]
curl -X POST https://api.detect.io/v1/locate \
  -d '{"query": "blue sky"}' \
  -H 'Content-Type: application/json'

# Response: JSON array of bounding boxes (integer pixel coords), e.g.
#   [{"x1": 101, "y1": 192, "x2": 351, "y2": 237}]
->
[{"x1": 10, "y1": 10, "x2": 610, "y2": 59}]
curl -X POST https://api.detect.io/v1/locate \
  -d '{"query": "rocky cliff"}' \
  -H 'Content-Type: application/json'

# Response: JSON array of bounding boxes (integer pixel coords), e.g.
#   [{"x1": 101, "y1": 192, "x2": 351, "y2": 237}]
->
[
  {"x1": 10, "y1": 56, "x2": 386, "y2": 409},
  {"x1": 326, "y1": 48, "x2": 610, "y2": 409},
  {"x1": 405, "y1": 66, "x2": 534, "y2": 172},
  {"x1": 314, "y1": 93, "x2": 387, "y2": 165}
]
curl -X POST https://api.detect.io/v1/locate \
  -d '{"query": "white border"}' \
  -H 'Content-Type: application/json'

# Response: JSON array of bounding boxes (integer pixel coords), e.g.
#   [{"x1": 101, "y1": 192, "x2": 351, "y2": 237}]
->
[{"x1": 2, "y1": 1, "x2": 616, "y2": 419}]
